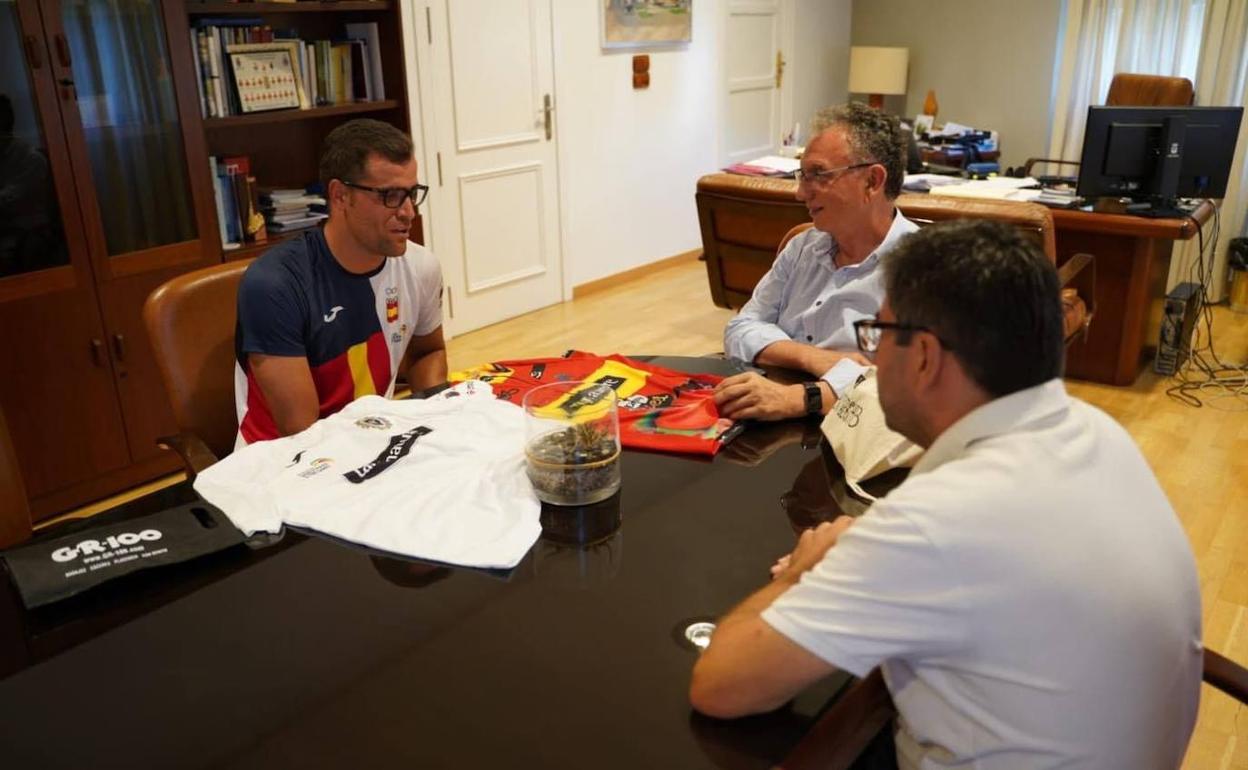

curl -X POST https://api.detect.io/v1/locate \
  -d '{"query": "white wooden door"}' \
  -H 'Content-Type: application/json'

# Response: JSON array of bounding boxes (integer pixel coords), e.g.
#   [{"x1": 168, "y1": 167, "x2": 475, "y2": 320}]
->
[
  {"x1": 722, "y1": 0, "x2": 793, "y2": 165},
  {"x1": 419, "y1": 0, "x2": 564, "y2": 335}
]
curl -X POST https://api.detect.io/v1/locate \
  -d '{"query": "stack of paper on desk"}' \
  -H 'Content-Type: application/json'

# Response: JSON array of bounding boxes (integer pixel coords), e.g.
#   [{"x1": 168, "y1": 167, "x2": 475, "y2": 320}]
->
[{"x1": 928, "y1": 177, "x2": 1043, "y2": 202}]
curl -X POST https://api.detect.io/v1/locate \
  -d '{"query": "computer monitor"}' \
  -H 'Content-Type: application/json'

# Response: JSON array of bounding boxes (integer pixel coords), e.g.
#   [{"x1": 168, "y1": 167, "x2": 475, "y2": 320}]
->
[{"x1": 1075, "y1": 105, "x2": 1243, "y2": 217}]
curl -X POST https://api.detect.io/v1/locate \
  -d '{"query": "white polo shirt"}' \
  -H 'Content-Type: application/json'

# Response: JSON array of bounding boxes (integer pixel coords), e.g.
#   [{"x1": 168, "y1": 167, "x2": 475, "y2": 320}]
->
[{"x1": 763, "y1": 379, "x2": 1201, "y2": 769}]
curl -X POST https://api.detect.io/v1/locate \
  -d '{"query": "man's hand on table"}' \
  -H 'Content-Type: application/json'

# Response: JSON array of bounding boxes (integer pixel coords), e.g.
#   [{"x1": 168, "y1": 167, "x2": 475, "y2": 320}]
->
[
  {"x1": 714, "y1": 372, "x2": 807, "y2": 421},
  {"x1": 768, "y1": 516, "x2": 856, "y2": 582}
]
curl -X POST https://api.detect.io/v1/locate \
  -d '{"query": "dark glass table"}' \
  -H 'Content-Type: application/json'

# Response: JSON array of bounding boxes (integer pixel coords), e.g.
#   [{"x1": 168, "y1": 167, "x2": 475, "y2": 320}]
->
[{"x1": 0, "y1": 364, "x2": 887, "y2": 769}]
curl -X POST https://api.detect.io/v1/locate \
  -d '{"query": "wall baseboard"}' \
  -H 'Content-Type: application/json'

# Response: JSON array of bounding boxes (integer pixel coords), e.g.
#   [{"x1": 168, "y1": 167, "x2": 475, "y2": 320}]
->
[{"x1": 572, "y1": 249, "x2": 701, "y2": 299}]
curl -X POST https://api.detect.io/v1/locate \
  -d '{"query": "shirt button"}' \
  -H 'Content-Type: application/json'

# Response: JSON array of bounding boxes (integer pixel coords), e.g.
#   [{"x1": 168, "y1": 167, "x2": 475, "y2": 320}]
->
[
  {"x1": 806, "y1": 335, "x2": 813, "y2": 342},
  {"x1": 815, "y1": 300, "x2": 823, "y2": 306}
]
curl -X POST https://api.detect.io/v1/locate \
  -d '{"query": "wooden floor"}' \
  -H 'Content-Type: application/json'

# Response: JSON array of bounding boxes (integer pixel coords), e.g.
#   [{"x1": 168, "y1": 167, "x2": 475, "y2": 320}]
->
[{"x1": 50, "y1": 258, "x2": 1248, "y2": 767}]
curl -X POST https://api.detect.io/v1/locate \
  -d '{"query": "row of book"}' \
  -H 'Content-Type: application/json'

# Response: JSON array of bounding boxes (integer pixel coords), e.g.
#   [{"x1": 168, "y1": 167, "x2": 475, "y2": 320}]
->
[
  {"x1": 211, "y1": 155, "x2": 266, "y2": 250},
  {"x1": 210, "y1": 155, "x2": 329, "y2": 250},
  {"x1": 191, "y1": 19, "x2": 385, "y2": 119}
]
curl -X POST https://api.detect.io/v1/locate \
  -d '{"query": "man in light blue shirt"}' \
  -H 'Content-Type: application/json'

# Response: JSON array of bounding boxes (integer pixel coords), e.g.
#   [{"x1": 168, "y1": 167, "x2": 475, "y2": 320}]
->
[{"x1": 716, "y1": 103, "x2": 918, "y2": 421}]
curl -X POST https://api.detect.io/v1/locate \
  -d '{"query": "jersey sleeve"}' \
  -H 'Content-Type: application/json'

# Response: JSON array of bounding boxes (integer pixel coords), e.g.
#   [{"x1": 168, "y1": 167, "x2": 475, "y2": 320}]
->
[
  {"x1": 761, "y1": 501, "x2": 969, "y2": 677},
  {"x1": 407, "y1": 245, "x2": 444, "y2": 337},
  {"x1": 236, "y1": 257, "x2": 309, "y2": 358}
]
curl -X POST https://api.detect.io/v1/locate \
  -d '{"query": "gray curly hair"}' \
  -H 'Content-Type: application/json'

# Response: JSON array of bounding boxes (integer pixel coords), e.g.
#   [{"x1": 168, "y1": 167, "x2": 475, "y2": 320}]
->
[{"x1": 809, "y1": 102, "x2": 906, "y2": 199}]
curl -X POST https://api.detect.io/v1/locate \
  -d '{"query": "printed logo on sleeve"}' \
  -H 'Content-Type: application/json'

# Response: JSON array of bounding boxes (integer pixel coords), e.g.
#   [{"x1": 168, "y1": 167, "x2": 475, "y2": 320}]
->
[{"x1": 323, "y1": 306, "x2": 345, "y2": 323}]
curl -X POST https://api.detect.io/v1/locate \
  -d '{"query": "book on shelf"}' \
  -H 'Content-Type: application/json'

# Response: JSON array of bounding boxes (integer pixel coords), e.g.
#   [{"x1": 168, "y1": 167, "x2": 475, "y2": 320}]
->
[
  {"x1": 210, "y1": 155, "x2": 267, "y2": 250},
  {"x1": 259, "y1": 187, "x2": 327, "y2": 233}
]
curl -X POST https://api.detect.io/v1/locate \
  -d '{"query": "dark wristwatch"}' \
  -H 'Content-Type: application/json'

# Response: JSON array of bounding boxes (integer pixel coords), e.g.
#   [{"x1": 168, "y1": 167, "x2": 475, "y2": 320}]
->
[{"x1": 802, "y1": 382, "x2": 823, "y2": 416}]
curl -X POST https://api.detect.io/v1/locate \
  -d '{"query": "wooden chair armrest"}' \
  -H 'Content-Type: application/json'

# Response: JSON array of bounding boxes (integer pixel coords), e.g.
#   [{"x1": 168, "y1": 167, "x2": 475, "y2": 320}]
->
[
  {"x1": 156, "y1": 432, "x2": 220, "y2": 481},
  {"x1": 1204, "y1": 648, "x2": 1248, "y2": 703},
  {"x1": 774, "y1": 668, "x2": 896, "y2": 770}
]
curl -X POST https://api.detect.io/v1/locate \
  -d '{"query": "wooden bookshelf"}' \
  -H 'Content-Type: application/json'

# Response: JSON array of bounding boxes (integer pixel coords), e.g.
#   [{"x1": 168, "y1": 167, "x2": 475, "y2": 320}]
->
[
  {"x1": 186, "y1": 1, "x2": 392, "y2": 13},
  {"x1": 204, "y1": 100, "x2": 400, "y2": 130},
  {"x1": 175, "y1": 0, "x2": 412, "y2": 257}
]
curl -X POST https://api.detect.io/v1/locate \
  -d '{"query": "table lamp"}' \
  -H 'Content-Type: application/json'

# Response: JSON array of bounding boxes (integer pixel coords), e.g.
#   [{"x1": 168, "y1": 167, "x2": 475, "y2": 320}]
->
[{"x1": 848, "y1": 46, "x2": 909, "y2": 110}]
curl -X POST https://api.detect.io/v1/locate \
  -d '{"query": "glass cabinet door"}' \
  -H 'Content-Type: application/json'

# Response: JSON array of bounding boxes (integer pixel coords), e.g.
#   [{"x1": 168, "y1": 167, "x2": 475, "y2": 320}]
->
[
  {"x1": 0, "y1": 0, "x2": 70, "y2": 278},
  {"x1": 58, "y1": 0, "x2": 196, "y2": 258}
]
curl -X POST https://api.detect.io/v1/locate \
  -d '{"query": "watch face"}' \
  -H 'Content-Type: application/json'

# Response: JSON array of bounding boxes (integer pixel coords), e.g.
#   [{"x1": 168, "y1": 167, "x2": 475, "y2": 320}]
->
[{"x1": 805, "y1": 383, "x2": 822, "y2": 415}]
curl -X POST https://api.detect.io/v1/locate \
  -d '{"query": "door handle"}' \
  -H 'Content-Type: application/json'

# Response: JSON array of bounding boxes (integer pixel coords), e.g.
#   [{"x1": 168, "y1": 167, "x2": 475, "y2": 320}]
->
[
  {"x1": 543, "y1": 94, "x2": 553, "y2": 141},
  {"x1": 90, "y1": 338, "x2": 106, "y2": 367},
  {"x1": 112, "y1": 333, "x2": 126, "y2": 362},
  {"x1": 23, "y1": 35, "x2": 43, "y2": 70},
  {"x1": 775, "y1": 51, "x2": 786, "y2": 89},
  {"x1": 54, "y1": 33, "x2": 72, "y2": 69}
]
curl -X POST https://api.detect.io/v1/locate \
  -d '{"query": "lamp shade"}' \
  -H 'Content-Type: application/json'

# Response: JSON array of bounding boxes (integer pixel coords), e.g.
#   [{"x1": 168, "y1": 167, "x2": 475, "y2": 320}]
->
[{"x1": 848, "y1": 47, "x2": 909, "y2": 96}]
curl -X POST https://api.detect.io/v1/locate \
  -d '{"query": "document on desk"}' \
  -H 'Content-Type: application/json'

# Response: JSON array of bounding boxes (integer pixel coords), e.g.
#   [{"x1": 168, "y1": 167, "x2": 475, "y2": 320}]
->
[
  {"x1": 928, "y1": 177, "x2": 1043, "y2": 202},
  {"x1": 739, "y1": 155, "x2": 801, "y2": 174},
  {"x1": 902, "y1": 173, "x2": 967, "y2": 192}
]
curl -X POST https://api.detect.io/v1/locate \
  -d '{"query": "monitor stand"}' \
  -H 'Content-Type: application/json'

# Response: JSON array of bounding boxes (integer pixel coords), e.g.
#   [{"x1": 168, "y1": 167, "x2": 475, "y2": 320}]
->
[{"x1": 1124, "y1": 198, "x2": 1196, "y2": 219}]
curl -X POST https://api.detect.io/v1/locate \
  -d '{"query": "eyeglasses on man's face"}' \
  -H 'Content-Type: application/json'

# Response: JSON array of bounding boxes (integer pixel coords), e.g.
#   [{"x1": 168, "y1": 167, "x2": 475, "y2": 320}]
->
[
  {"x1": 853, "y1": 318, "x2": 955, "y2": 353},
  {"x1": 794, "y1": 162, "x2": 875, "y2": 186},
  {"x1": 341, "y1": 180, "x2": 429, "y2": 209}
]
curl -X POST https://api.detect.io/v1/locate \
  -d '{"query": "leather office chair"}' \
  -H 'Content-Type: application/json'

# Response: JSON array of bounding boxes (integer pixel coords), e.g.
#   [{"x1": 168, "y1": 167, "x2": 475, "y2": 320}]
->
[
  {"x1": 142, "y1": 259, "x2": 253, "y2": 479},
  {"x1": 776, "y1": 647, "x2": 1248, "y2": 770},
  {"x1": 1024, "y1": 73, "x2": 1195, "y2": 180},
  {"x1": 765, "y1": 195, "x2": 1094, "y2": 343},
  {"x1": 697, "y1": 175, "x2": 1069, "y2": 309},
  {"x1": 1106, "y1": 73, "x2": 1195, "y2": 106}
]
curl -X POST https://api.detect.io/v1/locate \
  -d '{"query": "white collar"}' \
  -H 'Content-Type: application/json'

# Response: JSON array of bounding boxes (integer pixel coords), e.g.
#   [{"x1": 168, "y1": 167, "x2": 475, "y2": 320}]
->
[{"x1": 911, "y1": 378, "x2": 1071, "y2": 475}]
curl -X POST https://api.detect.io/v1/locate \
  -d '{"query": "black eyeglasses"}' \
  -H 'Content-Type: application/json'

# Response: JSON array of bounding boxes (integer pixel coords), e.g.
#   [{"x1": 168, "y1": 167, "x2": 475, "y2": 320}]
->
[
  {"x1": 853, "y1": 318, "x2": 954, "y2": 353},
  {"x1": 341, "y1": 180, "x2": 429, "y2": 209},
  {"x1": 794, "y1": 162, "x2": 875, "y2": 185}
]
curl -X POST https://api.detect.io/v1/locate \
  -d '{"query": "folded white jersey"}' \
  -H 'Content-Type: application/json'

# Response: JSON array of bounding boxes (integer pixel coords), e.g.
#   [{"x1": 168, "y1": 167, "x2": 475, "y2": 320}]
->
[{"x1": 194, "y1": 382, "x2": 541, "y2": 569}]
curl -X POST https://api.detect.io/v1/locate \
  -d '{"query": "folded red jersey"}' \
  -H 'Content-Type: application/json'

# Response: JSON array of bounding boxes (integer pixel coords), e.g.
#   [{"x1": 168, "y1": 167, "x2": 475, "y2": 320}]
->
[{"x1": 449, "y1": 352, "x2": 737, "y2": 456}]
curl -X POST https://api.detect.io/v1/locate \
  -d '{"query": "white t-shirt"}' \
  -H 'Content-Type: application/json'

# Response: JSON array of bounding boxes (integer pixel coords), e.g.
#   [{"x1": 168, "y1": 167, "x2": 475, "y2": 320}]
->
[
  {"x1": 764, "y1": 379, "x2": 1201, "y2": 769},
  {"x1": 196, "y1": 383, "x2": 540, "y2": 569}
]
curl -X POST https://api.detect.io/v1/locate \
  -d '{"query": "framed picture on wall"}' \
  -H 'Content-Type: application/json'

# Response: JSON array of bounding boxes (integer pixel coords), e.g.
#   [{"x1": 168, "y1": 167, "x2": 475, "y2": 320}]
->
[
  {"x1": 227, "y1": 42, "x2": 309, "y2": 114},
  {"x1": 601, "y1": 0, "x2": 692, "y2": 49}
]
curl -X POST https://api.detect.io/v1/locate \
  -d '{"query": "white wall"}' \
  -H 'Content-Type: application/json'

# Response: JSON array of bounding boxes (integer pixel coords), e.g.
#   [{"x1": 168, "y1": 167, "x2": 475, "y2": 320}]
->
[
  {"x1": 551, "y1": 1, "x2": 722, "y2": 289},
  {"x1": 850, "y1": 0, "x2": 1063, "y2": 171},
  {"x1": 791, "y1": 0, "x2": 852, "y2": 142}
]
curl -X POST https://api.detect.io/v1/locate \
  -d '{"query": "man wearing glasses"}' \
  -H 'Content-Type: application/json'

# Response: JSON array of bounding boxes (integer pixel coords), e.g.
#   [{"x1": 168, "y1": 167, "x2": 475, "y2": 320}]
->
[
  {"x1": 717, "y1": 103, "x2": 918, "y2": 422},
  {"x1": 692, "y1": 221, "x2": 1201, "y2": 768},
  {"x1": 234, "y1": 119, "x2": 445, "y2": 445}
]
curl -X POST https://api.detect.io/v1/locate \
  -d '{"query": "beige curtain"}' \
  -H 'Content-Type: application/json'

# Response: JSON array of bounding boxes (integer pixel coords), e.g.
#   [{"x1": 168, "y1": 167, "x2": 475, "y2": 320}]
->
[
  {"x1": 1168, "y1": 0, "x2": 1248, "y2": 301},
  {"x1": 1048, "y1": 0, "x2": 1205, "y2": 164}
]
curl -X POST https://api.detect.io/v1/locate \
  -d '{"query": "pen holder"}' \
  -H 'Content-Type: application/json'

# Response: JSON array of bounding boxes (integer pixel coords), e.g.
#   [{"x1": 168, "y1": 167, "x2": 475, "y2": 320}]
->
[{"x1": 523, "y1": 381, "x2": 622, "y2": 506}]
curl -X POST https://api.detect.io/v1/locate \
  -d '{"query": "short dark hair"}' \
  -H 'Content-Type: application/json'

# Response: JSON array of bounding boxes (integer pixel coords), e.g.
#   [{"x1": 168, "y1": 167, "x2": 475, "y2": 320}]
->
[
  {"x1": 810, "y1": 102, "x2": 907, "y2": 199},
  {"x1": 318, "y1": 119, "x2": 413, "y2": 189},
  {"x1": 883, "y1": 220, "x2": 1065, "y2": 397}
]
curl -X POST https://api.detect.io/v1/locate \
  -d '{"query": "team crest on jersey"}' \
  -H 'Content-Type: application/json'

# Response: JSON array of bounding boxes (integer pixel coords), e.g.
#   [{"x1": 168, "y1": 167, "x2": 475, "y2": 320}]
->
[
  {"x1": 355, "y1": 416, "x2": 393, "y2": 430},
  {"x1": 386, "y1": 296, "x2": 399, "y2": 323},
  {"x1": 297, "y1": 458, "x2": 334, "y2": 478}
]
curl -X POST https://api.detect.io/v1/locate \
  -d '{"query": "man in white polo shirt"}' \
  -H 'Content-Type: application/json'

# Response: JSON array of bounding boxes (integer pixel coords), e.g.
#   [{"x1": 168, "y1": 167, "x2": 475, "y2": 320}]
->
[{"x1": 691, "y1": 221, "x2": 1202, "y2": 769}]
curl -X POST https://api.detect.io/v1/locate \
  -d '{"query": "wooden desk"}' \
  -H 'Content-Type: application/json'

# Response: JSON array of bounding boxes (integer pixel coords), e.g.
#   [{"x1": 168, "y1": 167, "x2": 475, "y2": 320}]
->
[{"x1": 1052, "y1": 202, "x2": 1212, "y2": 385}]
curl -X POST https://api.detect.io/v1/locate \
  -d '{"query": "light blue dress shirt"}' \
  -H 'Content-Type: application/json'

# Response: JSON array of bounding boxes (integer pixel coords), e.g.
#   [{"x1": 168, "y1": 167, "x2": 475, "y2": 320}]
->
[{"x1": 723, "y1": 212, "x2": 920, "y2": 396}]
